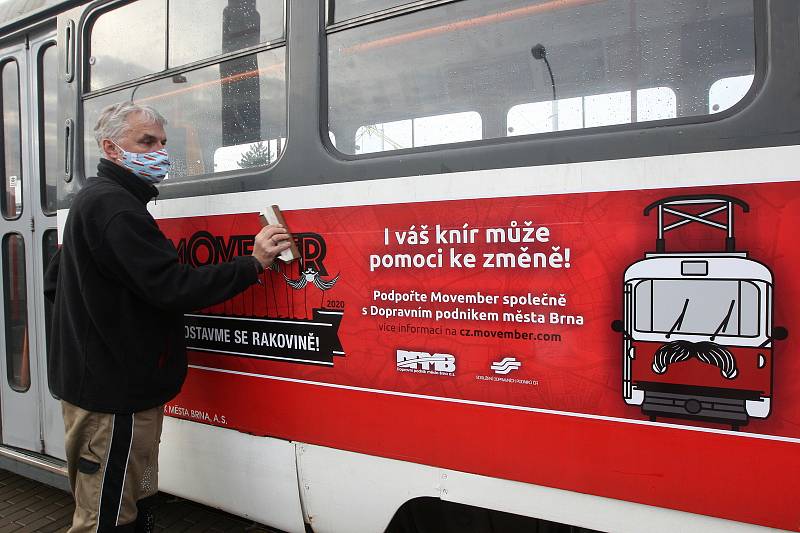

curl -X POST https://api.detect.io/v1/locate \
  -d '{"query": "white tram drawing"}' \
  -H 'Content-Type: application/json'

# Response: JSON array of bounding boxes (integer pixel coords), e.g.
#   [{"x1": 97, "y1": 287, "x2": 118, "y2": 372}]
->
[{"x1": 613, "y1": 195, "x2": 788, "y2": 430}]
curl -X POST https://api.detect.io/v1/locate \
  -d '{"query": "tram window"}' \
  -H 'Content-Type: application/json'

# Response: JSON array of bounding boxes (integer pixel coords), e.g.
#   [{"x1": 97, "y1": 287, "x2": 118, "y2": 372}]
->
[
  {"x1": 39, "y1": 43, "x2": 58, "y2": 215},
  {"x1": 89, "y1": 0, "x2": 288, "y2": 92},
  {"x1": 328, "y1": 0, "x2": 756, "y2": 156},
  {"x1": 634, "y1": 280, "x2": 760, "y2": 338},
  {"x1": 355, "y1": 111, "x2": 481, "y2": 154},
  {"x1": 88, "y1": 0, "x2": 166, "y2": 91},
  {"x1": 169, "y1": 0, "x2": 285, "y2": 69},
  {"x1": 330, "y1": 0, "x2": 417, "y2": 24},
  {"x1": 84, "y1": 48, "x2": 286, "y2": 180},
  {"x1": 42, "y1": 229, "x2": 57, "y2": 396},
  {"x1": 2, "y1": 233, "x2": 30, "y2": 392},
  {"x1": 1, "y1": 60, "x2": 22, "y2": 220},
  {"x1": 709, "y1": 75, "x2": 755, "y2": 114},
  {"x1": 507, "y1": 87, "x2": 676, "y2": 135}
]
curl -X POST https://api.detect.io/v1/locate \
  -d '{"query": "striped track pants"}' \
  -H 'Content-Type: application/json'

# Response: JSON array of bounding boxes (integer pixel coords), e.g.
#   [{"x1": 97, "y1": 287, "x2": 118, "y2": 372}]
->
[{"x1": 62, "y1": 401, "x2": 163, "y2": 532}]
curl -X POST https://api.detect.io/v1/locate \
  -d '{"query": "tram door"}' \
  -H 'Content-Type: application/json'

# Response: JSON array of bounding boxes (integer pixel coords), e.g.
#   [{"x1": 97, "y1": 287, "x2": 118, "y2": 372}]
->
[{"x1": 0, "y1": 29, "x2": 63, "y2": 459}]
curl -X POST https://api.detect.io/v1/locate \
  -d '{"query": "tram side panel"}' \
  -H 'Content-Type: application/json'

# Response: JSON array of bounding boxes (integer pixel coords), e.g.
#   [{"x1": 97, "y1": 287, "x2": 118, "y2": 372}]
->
[{"x1": 157, "y1": 178, "x2": 800, "y2": 531}]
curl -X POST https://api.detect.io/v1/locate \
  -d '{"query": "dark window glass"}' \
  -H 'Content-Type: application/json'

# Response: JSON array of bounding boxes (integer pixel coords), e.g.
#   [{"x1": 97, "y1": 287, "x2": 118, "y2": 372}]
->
[
  {"x1": 40, "y1": 43, "x2": 58, "y2": 215},
  {"x1": 169, "y1": 0, "x2": 285, "y2": 68},
  {"x1": 3, "y1": 233, "x2": 29, "y2": 392},
  {"x1": 1, "y1": 60, "x2": 22, "y2": 218},
  {"x1": 42, "y1": 229, "x2": 57, "y2": 395},
  {"x1": 84, "y1": 48, "x2": 286, "y2": 179},
  {"x1": 331, "y1": 0, "x2": 416, "y2": 23},
  {"x1": 328, "y1": 0, "x2": 756, "y2": 155},
  {"x1": 88, "y1": 0, "x2": 166, "y2": 91}
]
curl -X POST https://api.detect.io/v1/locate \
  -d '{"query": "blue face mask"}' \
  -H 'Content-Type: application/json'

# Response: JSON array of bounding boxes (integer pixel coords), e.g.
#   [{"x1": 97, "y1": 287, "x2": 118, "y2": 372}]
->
[{"x1": 113, "y1": 143, "x2": 170, "y2": 184}]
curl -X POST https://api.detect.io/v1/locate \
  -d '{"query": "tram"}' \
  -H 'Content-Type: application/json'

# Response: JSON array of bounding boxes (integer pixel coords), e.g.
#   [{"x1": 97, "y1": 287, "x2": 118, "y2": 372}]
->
[{"x1": 0, "y1": 1, "x2": 799, "y2": 532}]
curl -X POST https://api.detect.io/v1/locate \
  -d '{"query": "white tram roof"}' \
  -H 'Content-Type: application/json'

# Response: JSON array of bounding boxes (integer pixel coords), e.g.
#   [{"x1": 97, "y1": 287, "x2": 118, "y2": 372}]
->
[{"x1": 624, "y1": 252, "x2": 772, "y2": 282}]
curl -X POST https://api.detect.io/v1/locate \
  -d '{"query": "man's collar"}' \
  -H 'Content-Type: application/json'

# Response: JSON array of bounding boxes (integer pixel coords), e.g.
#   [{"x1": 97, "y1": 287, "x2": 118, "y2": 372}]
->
[{"x1": 96, "y1": 158, "x2": 159, "y2": 204}]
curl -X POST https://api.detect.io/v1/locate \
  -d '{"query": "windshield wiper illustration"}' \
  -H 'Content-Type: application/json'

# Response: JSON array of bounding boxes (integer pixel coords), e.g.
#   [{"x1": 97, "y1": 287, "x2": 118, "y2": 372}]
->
[
  {"x1": 710, "y1": 300, "x2": 736, "y2": 341},
  {"x1": 666, "y1": 298, "x2": 690, "y2": 338}
]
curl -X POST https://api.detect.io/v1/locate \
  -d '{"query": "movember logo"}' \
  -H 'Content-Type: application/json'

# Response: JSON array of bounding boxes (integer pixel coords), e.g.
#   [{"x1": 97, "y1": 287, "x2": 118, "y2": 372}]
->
[
  {"x1": 173, "y1": 230, "x2": 330, "y2": 275},
  {"x1": 174, "y1": 228, "x2": 345, "y2": 366}
]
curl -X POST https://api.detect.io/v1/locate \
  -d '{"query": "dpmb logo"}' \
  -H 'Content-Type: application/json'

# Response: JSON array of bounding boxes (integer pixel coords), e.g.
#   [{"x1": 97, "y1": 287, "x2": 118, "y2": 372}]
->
[
  {"x1": 396, "y1": 350, "x2": 456, "y2": 376},
  {"x1": 491, "y1": 357, "x2": 522, "y2": 375}
]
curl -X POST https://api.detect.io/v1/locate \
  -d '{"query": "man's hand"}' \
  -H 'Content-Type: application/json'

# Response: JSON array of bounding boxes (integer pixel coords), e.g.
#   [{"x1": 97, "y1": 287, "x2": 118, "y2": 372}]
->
[{"x1": 253, "y1": 225, "x2": 292, "y2": 270}]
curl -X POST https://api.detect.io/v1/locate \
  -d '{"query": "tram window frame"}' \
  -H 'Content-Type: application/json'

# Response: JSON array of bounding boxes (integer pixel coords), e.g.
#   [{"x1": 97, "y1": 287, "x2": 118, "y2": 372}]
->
[
  {"x1": 38, "y1": 41, "x2": 58, "y2": 216},
  {"x1": 0, "y1": 58, "x2": 23, "y2": 220},
  {"x1": 79, "y1": 0, "x2": 289, "y2": 184},
  {"x1": 2, "y1": 232, "x2": 30, "y2": 393},
  {"x1": 324, "y1": 0, "x2": 762, "y2": 161}
]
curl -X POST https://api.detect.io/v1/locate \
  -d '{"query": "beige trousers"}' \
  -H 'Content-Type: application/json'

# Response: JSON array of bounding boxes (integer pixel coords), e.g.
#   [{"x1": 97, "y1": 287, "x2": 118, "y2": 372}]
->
[{"x1": 62, "y1": 401, "x2": 163, "y2": 532}]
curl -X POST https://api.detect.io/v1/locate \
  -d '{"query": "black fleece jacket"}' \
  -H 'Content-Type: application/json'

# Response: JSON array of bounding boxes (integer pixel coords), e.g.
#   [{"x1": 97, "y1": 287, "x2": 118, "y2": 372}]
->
[{"x1": 44, "y1": 159, "x2": 261, "y2": 413}]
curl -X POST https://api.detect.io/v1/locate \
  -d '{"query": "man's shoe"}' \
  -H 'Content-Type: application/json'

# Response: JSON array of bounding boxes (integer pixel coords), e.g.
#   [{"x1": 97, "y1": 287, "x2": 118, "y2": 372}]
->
[{"x1": 134, "y1": 509, "x2": 154, "y2": 533}]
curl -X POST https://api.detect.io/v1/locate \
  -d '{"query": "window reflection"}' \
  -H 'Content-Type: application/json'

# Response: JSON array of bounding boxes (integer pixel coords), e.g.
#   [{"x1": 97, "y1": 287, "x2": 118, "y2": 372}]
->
[
  {"x1": 169, "y1": 0, "x2": 284, "y2": 68},
  {"x1": 328, "y1": 0, "x2": 755, "y2": 155},
  {"x1": 331, "y1": 0, "x2": 416, "y2": 23},
  {"x1": 355, "y1": 111, "x2": 482, "y2": 154},
  {"x1": 709, "y1": 75, "x2": 754, "y2": 114},
  {"x1": 40, "y1": 44, "x2": 58, "y2": 215},
  {"x1": 89, "y1": 0, "x2": 287, "y2": 91},
  {"x1": 84, "y1": 48, "x2": 286, "y2": 179},
  {"x1": 214, "y1": 138, "x2": 285, "y2": 171},
  {"x1": 3, "y1": 233, "x2": 29, "y2": 392},
  {"x1": 89, "y1": 0, "x2": 166, "y2": 91},
  {"x1": 507, "y1": 87, "x2": 676, "y2": 135},
  {"x1": 1, "y1": 60, "x2": 22, "y2": 219}
]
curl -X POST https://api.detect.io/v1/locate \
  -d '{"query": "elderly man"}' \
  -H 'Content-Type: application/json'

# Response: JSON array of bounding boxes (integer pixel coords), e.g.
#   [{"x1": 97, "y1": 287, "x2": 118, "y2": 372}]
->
[{"x1": 44, "y1": 102, "x2": 290, "y2": 533}]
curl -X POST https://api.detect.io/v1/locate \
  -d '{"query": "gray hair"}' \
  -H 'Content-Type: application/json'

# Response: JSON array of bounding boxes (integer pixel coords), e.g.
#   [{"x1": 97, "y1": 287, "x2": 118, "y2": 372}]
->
[{"x1": 93, "y1": 101, "x2": 167, "y2": 148}]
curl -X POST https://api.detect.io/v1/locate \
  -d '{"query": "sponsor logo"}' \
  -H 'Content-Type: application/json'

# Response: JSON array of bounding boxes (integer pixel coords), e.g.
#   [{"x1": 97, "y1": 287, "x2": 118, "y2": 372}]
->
[
  {"x1": 396, "y1": 349, "x2": 456, "y2": 375},
  {"x1": 490, "y1": 357, "x2": 522, "y2": 375}
]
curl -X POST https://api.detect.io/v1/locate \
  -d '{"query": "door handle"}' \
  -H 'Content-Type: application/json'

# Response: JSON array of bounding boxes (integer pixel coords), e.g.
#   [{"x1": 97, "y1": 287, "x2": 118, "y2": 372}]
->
[
  {"x1": 64, "y1": 19, "x2": 74, "y2": 83},
  {"x1": 64, "y1": 118, "x2": 73, "y2": 182}
]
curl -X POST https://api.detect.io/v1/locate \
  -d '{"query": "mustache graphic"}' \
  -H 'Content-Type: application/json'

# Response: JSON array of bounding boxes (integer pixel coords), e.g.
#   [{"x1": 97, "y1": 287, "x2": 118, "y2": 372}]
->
[{"x1": 652, "y1": 340, "x2": 738, "y2": 380}]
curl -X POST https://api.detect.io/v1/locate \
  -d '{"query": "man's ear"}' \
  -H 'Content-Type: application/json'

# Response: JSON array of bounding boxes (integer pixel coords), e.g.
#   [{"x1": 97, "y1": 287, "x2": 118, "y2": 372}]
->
[{"x1": 101, "y1": 139, "x2": 119, "y2": 161}]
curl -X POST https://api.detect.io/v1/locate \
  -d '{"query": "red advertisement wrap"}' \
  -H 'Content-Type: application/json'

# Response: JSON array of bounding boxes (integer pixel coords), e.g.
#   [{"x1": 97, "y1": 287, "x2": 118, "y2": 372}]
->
[{"x1": 160, "y1": 181, "x2": 800, "y2": 530}]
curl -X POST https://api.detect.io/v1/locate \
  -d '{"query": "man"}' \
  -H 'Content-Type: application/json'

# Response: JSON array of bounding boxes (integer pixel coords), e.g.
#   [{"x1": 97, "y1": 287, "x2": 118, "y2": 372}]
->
[{"x1": 44, "y1": 102, "x2": 291, "y2": 533}]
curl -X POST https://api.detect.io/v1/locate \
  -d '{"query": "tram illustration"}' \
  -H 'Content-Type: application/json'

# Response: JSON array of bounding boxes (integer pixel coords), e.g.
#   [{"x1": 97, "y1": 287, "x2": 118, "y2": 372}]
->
[{"x1": 613, "y1": 195, "x2": 788, "y2": 430}]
